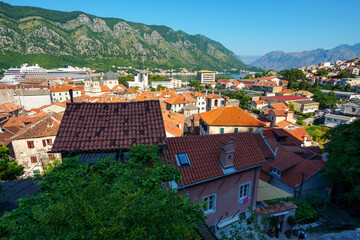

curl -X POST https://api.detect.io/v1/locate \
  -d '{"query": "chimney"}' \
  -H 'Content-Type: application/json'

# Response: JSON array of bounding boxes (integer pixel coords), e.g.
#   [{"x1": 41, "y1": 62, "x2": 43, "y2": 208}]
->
[
  {"x1": 220, "y1": 137, "x2": 236, "y2": 168},
  {"x1": 286, "y1": 111, "x2": 294, "y2": 122},
  {"x1": 224, "y1": 96, "x2": 229, "y2": 106},
  {"x1": 69, "y1": 89, "x2": 74, "y2": 103}
]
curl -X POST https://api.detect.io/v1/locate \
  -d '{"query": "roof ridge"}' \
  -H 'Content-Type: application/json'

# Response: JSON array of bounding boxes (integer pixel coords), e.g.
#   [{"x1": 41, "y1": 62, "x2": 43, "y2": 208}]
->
[{"x1": 209, "y1": 107, "x2": 226, "y2": 125}]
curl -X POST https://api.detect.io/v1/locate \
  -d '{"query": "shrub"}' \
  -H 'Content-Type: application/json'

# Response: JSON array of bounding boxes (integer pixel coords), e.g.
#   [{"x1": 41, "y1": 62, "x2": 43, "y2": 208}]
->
[{"x1": 252, "y1": 108, "x2": 260, "y2": 114}]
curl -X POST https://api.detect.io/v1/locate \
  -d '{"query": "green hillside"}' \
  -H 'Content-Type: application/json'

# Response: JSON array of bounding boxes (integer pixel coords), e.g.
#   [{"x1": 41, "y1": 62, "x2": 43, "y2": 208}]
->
[{"x1": 0, "y1": 2, "x2": 261, "y2": 71}]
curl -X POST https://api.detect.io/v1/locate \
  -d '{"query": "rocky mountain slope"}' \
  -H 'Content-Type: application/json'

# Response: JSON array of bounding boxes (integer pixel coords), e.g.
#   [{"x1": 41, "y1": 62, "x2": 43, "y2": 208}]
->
[
  {"x1": 0, "y1": 2, "x2": 258, "y2": 71},
  {"x1": 252, "y1": 43, "x2": 360, "y2": 71}
]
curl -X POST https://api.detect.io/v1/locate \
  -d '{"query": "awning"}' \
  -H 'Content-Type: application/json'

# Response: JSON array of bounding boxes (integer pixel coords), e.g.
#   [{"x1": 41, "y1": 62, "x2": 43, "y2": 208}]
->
[{"x1": 257, "y1": 180, "x2": 293, "y2": 202}]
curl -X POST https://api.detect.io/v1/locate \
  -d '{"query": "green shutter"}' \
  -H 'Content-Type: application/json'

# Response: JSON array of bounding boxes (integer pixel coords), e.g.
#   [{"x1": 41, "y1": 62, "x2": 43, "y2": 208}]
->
[
  {"x1": 220, "y1": 128, "x2": 224, "y2": 134},
  {"x1": 234, "y1": 128, "x2": 238, "y2": 133}
]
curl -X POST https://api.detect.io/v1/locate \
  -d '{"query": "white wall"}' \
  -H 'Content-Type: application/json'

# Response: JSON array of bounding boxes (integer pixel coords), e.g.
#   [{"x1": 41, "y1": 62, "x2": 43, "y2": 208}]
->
[{"x1": 14, "y1": 95, "x2": 51, "y2": 110}]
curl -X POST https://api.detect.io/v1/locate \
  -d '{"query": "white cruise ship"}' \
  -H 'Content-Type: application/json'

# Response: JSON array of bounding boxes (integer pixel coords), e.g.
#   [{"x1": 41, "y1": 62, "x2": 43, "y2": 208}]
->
[{"x1": 0, "y1": 63, "x2": 89, "y2": 85}]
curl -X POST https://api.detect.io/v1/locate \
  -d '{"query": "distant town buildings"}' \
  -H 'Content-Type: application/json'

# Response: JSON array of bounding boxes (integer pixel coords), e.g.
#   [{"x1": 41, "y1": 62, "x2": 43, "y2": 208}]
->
[
  {"x1": 127, "y1": 72, "x2": 148, "y2": 90},
  {"x1": 197, "y1": 70, "x2": 215, "y2": 84}
]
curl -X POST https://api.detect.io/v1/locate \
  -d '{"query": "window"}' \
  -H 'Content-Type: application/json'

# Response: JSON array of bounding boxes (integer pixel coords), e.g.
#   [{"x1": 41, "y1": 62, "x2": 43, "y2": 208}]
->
[
  {"x1": 234, "y1": 128, "x2": 238, "y2": 133},
  {"x1": 272, "y1": 168, "x2": 281, "y2": 177},
  {"x1": 60, "y1": 98, "x2": 62, "y2": 101},
  {"x1": 203, "y1": 194, "x2": 216, "y2": 214},
  {"x1": 30, "y1": 156, "x2": 38, "y2": 163},
  {"x1": 48, "y1": 154, "x2": 54, "y2": 159},
  {"x1": 175, "y1": 153, "x2": 190, "y2": 167},
  {"x1": 42, "y1": 139, "x2": 53, "y2": 147},
  {"x1": 220, "y1": 128, "x2": 224, "y2": 134},
  {"x1": 52, "y1": 93, "x2": 55, "y2": 96},
  {"x1": 239, "y1": 182, "x2": 251, "y2": 200},
  {"x1": 59, "y1": 93, "x2": 61, "y2": 96},
  {"x1": 27, "y1": 141, "x2": 34, "y2": 149}
]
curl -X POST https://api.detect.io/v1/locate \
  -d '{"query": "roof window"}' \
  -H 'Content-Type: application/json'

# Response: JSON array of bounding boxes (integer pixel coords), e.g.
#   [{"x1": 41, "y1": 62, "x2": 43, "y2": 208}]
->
[{"x1": 175, "y1": 153, "x2": 190, "y2": 167}]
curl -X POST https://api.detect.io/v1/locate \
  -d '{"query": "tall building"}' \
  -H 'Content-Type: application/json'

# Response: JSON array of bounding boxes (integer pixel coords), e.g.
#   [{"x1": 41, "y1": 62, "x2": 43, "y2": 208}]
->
[
  {"x1": 197, "y1": 70, "x2": 215, "y2": 84},
  {"x1": 127, "y1": 72, "x2": 148, "y2": 90}
]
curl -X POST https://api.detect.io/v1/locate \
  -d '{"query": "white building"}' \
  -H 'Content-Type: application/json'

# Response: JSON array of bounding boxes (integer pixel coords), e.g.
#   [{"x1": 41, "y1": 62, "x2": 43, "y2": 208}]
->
[
  {"x1": 127, "y1": 72, "x2": 148, "y2": 90},
  {"x1": 50, "y1": 86, "x2": 81, "y2": 102},
  {"x1": 150, "y1": 78, "x2": 182, "y2": 89},
  {"x1": 102, "y1": 72, "x2": 118, "y2": 90},
  {"x1": 9, "y1": 113, "x2": 63, "y2": 177},
  {"x1": 14, "y1": 88, "x2": 52, "y2": 110},
  {"x1": 197, "y1": 70, "x2": 215, "y2": 84},
  {"x1": 324, "y1": 114, "x2": 356, "y2": 128}
]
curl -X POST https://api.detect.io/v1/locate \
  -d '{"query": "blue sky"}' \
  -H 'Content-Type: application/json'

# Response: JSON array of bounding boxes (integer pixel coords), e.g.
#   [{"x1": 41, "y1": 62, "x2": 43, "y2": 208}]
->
[{"x1": 3, "y1": 0, "x2": 360, "y2": 55}]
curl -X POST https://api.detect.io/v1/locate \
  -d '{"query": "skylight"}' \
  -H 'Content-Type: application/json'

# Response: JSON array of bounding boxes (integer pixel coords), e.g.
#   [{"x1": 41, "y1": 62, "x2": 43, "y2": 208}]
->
[{"x1": 176, "y1": 153, "x2": 190, "y2": 167}]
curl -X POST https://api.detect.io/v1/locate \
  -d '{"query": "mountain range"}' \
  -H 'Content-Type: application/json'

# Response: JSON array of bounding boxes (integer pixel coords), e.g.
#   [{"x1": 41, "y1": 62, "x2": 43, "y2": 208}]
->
[
  {"x1": 0, "y1": 2, "x2": 259, "y2": 71},
  {"x1": 252, "y1": 43, "x2": 360, "y2": 71}
]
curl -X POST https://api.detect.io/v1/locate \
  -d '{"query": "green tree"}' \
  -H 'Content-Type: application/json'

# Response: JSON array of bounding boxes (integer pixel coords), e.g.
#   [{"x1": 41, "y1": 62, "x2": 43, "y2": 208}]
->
[
  {"x1": 311, "y1": 90, "x2": 337, "y2": 109},
  {"x1": 336, "y1": 70, "x2": 356, "y2": 79},
  {"x1": 0, "y1": 145, "x2": 24, "y2": 181},
  {"x1": 0, "y1": 145, "x2": 205, "y2": 239},
  {"x1": 225, "y1": 90, "x2": 251, "y2": 109},
  {"x1": 323, "y1": 119, "x2": 360, "y2": 202}
]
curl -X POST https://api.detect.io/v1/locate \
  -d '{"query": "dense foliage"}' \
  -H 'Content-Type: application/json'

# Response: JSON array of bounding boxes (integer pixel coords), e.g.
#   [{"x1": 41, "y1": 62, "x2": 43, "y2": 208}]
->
[
  {"x1": 0, "y1": 145, "x2": 24, "y2": 181},
  {"x1": 224, "y1": 90, "x2": 251, "y2": 109},
  {"x1": 278, "y1": 69, "x2": 306, "y2": 89},
  {"x1": 0, "y1": 145, "x2": 205, "y2": 239},
  {"x1": 323, "y1": 119, "x2": 360, "y2": 203},
  {"x1": 305, "y1": 126, "x2": 330, "y2": 144},
  {"x1": 311, "y1": 89, "x2": 338, "y2": 109}
]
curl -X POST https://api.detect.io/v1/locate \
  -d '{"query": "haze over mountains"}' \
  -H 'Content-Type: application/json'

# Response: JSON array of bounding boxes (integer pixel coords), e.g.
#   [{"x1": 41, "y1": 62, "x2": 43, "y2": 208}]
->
[
  {"x1": 0, "y1": 2, "x2": 260, "y2": 71},
  {"x1": 251, "y1": 43, "x2": 360, "y2": 71}
]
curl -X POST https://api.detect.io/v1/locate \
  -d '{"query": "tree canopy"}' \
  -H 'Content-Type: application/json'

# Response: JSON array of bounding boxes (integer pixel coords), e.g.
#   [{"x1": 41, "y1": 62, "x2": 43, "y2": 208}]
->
[
  {"x1": 0, "y1": 145, "x2": 205, "y2": 239},
  {"x1": 225, "y1": 90, "x2": 251, "y2": 109},
  {"x1": 0, "y1": 145, "x2": 23, "y2": 181},
  {"x1": 323, "y1": 119, "x2": 360, "y2": 203},
  {"x1": 310, "y1": 89, "x2": 338, "y2": 109}
]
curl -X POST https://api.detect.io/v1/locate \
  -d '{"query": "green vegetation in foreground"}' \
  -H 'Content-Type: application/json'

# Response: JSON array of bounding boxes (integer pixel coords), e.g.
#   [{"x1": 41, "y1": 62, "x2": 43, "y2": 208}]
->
[
  {"x1": 0, "y1": 145, "x2": 205, "y2": 239},
  {"x1": 324, "y1": 119, "x2": 360, "y2": 204},
  {"x1": 305, "y1": 125, "x2": 330, "y2": 144}
]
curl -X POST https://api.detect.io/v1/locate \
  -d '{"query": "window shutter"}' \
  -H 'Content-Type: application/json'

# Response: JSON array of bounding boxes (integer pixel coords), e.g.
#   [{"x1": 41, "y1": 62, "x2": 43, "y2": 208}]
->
[
  {"x1": 42, "y1": 140, "x2": 46, "y2": 147},
  {"x1": 27, "y1": 141, "x2": 31, "y2": 148},
  {"x1": 48, "y1": 139, "x2": 53, "y2": 145}
]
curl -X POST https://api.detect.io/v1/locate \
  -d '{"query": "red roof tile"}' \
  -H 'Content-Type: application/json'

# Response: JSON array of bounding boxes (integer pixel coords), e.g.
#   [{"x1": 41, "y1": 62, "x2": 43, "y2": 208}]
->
[
  {"x1": 52, "y1": 100, "x2": 166, "y2": 152},
  {"x1": 165, "y1": 133, "x2": 267, "y2": 186},
  {"x1": 199, "y1": 106, "x2": 265, "y2": 127},
  {"x1": 265, "y1": 96, "x2": 309, "y2": 101},
  {"x1": 254, "y1": 202, "x2": 297, "y2": 215}
]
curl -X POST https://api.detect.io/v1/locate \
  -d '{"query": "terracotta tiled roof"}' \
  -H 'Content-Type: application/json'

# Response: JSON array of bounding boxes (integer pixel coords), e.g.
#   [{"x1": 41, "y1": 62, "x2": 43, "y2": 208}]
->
[
  {"x1": 52, "y1": 101, "x2": 166, "y2": 152},
  {"x1": 265, "y1": 96, "x2": 309, "y2": 101},
  {"x1": 254, "y1": 100, "x2": 268, "y2": 105},
  {"x1": 0, "y1": 103, "x2": 22, "y2": 113},
  {"x1": 100, "y1": 85, "x2": 110, "y2": 92},
  {"x1": 10, "y1": 113, "x2": 62, "y2": 141},
  {"x1": 254, "y1": 202, "x2": 297, "y2": 215},
  {"x1": 259, "y1": 139, "x2": 325, "y2": 188},
  {"x1": 199, "y1": 106, "x2": 265, "y2": 127},
  {"x1": 192, "y1": 91, "x2": 204, "y2": 97},
  {"x1": 50, "y1": 86, "x2": 80, "y2": 93},
  {"x1": 165, "y1": 133, "x2": 267, "y2": 186},
  {"x1": 262, "y1": 128, "x2": 303, "y2": 146},
  {"x1": 271, "y1": 109, "x2": 287, "y2": 116},
  {"x1": 3, "y1": 115, "x2": 41, "y2": 128},
  {"x1": 162, "y1": 110, "x2": 185, "y2": 137},
  {"x1": 270, "y1": 102, "x2": 289, "y2": 110},
  {"x1": 206, "y1": 94, "x2": 221, "y2": 99},
  {"x1": 283, "y1": 126, "x2": 312, "y2": 142},
  {"x1": 0, "y1": 126, "x2": 21, "y2": 146},
  {"x1": 275, "y1": 120, "x2": 298, "y2": 129},
  {"x1": 163, "y1": 96, "x2": 186, "y2": 105}
]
